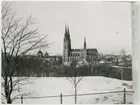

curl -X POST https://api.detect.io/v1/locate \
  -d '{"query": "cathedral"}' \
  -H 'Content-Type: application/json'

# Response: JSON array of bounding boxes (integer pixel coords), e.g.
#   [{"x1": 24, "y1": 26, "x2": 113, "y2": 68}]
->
[{"x1": 63, "y1": 25, "x2": 98, "y2": 65}]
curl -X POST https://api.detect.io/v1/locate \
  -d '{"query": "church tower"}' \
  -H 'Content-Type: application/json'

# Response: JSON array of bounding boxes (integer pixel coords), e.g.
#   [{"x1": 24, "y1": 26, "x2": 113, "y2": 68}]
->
[
  {"x1": 83, "y1": 37, "x2": 87, "y2": 60},
  {"x1": 84, "y1": 37, "x2": 86, "y2": 50},
  {"x1": 63, "y1": 24, "x2": 71, "y2": 63}
]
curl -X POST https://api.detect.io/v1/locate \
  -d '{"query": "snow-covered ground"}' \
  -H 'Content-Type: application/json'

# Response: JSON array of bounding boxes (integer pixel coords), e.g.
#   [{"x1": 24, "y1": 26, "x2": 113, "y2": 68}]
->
[{"x1": 1, "y1": 76, "x2": 133, "y2": 104}]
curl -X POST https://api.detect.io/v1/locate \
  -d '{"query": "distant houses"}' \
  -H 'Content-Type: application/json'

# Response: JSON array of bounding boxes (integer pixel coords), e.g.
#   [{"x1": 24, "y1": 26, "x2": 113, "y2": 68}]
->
[{"x1": 98, "y1": 53, "x2": 132, "y2": 67}]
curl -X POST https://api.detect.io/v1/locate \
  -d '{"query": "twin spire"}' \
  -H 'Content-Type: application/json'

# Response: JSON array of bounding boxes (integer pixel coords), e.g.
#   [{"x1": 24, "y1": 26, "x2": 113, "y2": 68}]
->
[
  {"x1": 64, "y1": 24, "x2": 86, "y2": 50},
  {"x1": 64, "y1": 24, "x2": 71, "y2": 50}
]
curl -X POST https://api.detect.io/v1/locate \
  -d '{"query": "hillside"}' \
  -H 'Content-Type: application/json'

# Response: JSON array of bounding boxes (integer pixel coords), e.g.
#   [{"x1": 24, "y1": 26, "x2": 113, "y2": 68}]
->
[{"x1": 1, "y1": 76, "x2": 133, "y2": 104}]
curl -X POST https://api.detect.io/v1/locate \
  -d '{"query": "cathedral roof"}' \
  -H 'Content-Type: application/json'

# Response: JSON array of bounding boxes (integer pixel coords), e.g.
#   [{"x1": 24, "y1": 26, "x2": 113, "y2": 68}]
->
[
  {"x1": 87, "y1": 48, "x2": 98, "y2": 52},
  {"x1": 70, "y1": 49, "x2": 98, "y2": 52},
  {"x1": 71, "y1": 49, "x2": 81, "y2": 52}
]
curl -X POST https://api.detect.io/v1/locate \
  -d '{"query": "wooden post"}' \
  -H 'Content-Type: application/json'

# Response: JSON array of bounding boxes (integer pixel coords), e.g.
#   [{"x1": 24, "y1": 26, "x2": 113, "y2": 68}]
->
[
  {"x1": 123, "y1": 88, "x2": 126, "y2": 104},
  {"x1": 21, "y1": 96, "x2": 23, "y2": 104},
  {"x1": 60, "y1": 93, "x2": 62, "y2": 104},
  {"x1": 75, "y1": 85, "x2": 77, "y2": 104}
]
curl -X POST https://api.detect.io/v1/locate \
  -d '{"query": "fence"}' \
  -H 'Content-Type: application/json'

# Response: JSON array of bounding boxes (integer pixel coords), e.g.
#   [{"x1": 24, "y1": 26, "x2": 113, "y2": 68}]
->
[{"x1": 15, "y1": 88, "x2": 134, "y2": 104}]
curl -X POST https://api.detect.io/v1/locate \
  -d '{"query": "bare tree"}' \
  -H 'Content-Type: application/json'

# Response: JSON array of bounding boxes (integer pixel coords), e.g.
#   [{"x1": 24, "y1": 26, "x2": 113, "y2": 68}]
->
[
  {"x1": 67, "y1": 76, "x2": 83, "y2": 104},
  {"x1": 66, "y1": 61, "x2": 83, "y2": 104},
  {"x1": 1, "y1": 3, "x2": 49, "y2": 104}
]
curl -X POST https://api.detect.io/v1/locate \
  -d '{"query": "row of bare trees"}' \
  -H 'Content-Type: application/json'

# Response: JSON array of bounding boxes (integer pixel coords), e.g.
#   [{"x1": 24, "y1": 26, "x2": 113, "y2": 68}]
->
[{"x1": 1, "y1": 3, "x2": 49, "y2": 104}]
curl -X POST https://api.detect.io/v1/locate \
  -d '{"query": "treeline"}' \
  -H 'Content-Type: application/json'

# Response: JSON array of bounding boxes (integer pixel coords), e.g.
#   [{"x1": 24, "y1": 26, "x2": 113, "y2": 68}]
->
[
  {"x1": 92, "y1": 64, "x2": 132, "y2": 80},
  {"x1": 17, "y1": 59, "x2": 132, "y2": 80},
  {"x1": 14, "y1": 56, "x2": 62, "y2": 77},
  {"x1": 2, "y1": 56, "x2": 62, "y2": 77},
  {"x1": 2, "y1": 56, "x2": 132, "y2": 80},
  {"x1": 58, "y1": 64, "x2": 132, "y2": 81}
]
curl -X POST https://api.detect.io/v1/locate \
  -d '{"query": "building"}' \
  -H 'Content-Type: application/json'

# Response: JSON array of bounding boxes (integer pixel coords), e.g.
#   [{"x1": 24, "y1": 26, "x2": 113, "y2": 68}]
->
[
  {"x1": 37, "y1": 50, "x2": 62, "y2": 65},
  {"x1": 63, "y1": 25, "x2": 98, "y2": 65}
]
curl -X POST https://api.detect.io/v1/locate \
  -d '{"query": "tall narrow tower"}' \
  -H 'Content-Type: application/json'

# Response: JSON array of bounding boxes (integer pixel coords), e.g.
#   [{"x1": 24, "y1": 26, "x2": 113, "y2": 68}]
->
[
  {"x1": 83, "y1": 37, "x2": 87, "y2": 60},
  {"x1": 63, "y1": 24, "x2": 71, "y2": 63},
  {"x1": 84, "y1": 37, "x2": 86, "y2": 50}
]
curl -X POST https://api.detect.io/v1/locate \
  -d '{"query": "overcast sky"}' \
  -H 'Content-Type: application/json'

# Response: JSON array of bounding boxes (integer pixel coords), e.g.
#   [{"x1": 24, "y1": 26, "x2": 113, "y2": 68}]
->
[{"x1": 7, "y1": 1, "x2": 132, "y2": 55}]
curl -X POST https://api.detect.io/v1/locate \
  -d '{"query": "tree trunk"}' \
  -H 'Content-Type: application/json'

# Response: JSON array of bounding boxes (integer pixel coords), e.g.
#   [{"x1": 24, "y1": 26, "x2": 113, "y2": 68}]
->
[
  {"x1": 74, "y1": 70, "x2": 77, "y2": 104},
  {"x1": 7, "y1": 96, "x2": 12, "y2": 104},
  {"x1": 75, "y1": 84, "x2": 77, "y2": 104}
]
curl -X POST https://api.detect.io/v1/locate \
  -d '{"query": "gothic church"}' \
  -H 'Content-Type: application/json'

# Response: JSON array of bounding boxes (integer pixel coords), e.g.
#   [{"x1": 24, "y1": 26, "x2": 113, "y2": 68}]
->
[{"x1": 63, "y1": 25, "x2": 98, "y2": 65}]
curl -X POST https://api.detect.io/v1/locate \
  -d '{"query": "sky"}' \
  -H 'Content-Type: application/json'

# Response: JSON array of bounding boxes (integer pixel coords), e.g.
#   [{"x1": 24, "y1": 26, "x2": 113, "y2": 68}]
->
[{"x1": 6, "y1": 1, "x2": 132, "y2": 55}]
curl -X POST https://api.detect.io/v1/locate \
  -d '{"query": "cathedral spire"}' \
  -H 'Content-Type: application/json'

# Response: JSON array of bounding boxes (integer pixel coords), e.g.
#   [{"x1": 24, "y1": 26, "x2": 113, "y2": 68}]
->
[
  {"x1": 65, "y1": 24, "x2": 68, "y2": 34},
  {"x1": 64, "y1": 24, "x2": 71, "y2": 50},
  {"x1": 64, "y1": 23, "x2": 70, "y2": 38},
  {"x1": 84, "y1": 37, "x2": 86, "y2": 50}
]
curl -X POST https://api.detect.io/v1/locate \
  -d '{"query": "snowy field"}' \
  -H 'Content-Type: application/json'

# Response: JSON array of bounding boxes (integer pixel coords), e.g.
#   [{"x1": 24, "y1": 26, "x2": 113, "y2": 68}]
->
[{"x1": 1, "y1": 76, "x2": 133, "y2": 104}]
